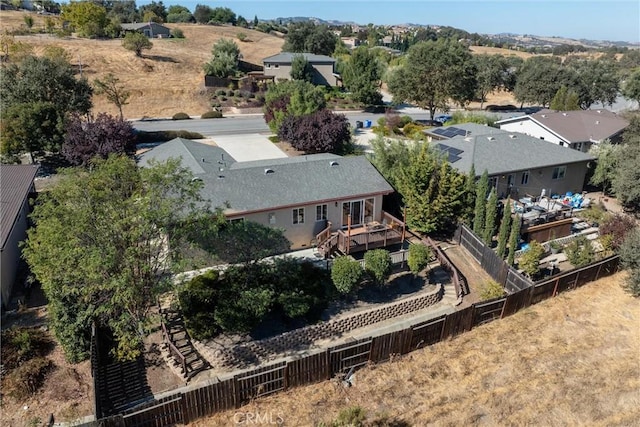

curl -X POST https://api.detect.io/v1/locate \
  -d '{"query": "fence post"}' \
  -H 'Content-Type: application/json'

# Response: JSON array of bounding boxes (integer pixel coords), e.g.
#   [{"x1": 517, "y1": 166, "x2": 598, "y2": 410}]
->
[
  {"x1": 233, "y1": 375, "x2": 241, "y2": 409},
  {"x1": 595, "y1": 262, "x2": 603, "y2": 281},
  {"x1": 180, "y1": 392, "x2": 190, "y2": 425},
  {"x1": 325, "y1": 348, "x2": 331, "y2": 380},
  {"x1": 552, "y1": 277, "x2": 560, "y2": 297},
  {"x1": 283, "y1": 363, "x2": 289, "y2": 391}
]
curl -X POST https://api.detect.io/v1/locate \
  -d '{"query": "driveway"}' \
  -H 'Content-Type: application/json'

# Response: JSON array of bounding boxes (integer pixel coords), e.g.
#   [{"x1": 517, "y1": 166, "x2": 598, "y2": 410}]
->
[{"x1": 210, "y1": 133, "x2": 287, "y2": 162}]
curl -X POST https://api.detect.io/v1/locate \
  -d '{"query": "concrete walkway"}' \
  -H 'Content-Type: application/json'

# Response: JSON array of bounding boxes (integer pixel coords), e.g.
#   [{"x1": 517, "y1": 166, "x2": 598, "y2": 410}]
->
[{"x1": 210, "y1": 133, "x2": 287, "y2": 162}]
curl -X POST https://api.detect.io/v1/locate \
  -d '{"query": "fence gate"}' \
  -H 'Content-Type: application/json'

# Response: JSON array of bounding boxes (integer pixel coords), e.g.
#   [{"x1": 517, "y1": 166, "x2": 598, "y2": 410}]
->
[
  {"x1": 328, "y1": 338, "x2": 372, "y2": 377},
  {"x1": 235, "y1": 362, "x2": 287, "y2": 406}
]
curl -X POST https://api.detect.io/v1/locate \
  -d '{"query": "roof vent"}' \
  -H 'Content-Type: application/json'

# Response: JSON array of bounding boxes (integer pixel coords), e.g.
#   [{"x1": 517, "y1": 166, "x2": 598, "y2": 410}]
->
[
  {"x1": 562, "y1": 112, "x2": 568, "y2": 116},
  {"x1": 509, "y1": 134, "x2": 517, "y2": 139},
  {"x1": 264, "y1": 168, "x2": 275, "y2": 175},
  {"x1": 464, "y1": 137, "x2": 473, "y2": 142},
  {"x1": 595, "y1": 120, "x2": 600, "y2": 125},
  {"x1": 192, "y1": 177, "x2": 203, "y2": 182},
  {"x1": 217, "y1": 175, "x2": 225, "y2": 180},
  {"x1": 541, "y1": 114, "x2": 546, "y2": 118},
  {"x1": 596, "y1": 110, "x2": 602, "y2": 113},
  {"x1": 329, "y1": 161, "x2": 339, "y2": 167},
  {"x1": 487, "y1": 136, "x2": 495, "y2": 141}
]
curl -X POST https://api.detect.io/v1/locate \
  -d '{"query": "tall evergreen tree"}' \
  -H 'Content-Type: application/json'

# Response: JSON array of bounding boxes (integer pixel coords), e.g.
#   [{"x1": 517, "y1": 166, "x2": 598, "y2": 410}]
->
[
  {"x1": 496, "y1": 197, "x2": 512, "y2": 259},
  {"x1": 462, "y1": 164, "x2": 476, "y2": 225},
  {"x1": 473, "y1": 170, "x2": 489, "y2": 235},
  {"x1": 483, "y1": 188, "x2": 498, "y2": 245},
  {"x1": 507, "y1": 214, "x2": 522, "y2": 266}
]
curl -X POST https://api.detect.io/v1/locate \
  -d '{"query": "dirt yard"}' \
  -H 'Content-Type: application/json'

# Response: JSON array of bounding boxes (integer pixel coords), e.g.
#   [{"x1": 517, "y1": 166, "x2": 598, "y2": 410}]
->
[
  {"x1": 1, "y1": 10, "x2": 284, "y2": 119},
  {"x1": 195, "y1": 272, "x2": 640, "y2": 426}
]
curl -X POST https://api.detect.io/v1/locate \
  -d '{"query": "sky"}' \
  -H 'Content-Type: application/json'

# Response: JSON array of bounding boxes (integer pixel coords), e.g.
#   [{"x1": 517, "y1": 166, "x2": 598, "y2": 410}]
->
[{"x1": 143, "y1": 0, "x2": 640, "y2": 43}]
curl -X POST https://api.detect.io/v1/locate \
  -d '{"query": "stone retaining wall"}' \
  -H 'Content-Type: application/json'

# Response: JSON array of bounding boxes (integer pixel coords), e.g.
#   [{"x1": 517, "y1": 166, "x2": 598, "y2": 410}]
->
[{"x1": 201, "y1": 283, "x2": 443, "y2": 369}]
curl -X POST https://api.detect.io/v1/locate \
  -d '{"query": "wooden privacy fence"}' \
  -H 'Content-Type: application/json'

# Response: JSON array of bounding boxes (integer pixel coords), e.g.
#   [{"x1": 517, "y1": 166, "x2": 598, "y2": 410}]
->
[
  {"x1": 456, "y1": 224, "x2": 533, "y2": 292},
  {"x1": 93, "y1": 259, "x2": 620, "y2": 427}
]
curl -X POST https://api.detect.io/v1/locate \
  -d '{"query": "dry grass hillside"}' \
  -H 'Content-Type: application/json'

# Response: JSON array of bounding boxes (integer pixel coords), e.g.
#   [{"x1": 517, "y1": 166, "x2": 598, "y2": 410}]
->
[
  {"x1": 1, "y1": 11, "x2": 284, "y2": 118},
  {"x1": 198, "y1": 273, "x2": 640, "y2": 426}
]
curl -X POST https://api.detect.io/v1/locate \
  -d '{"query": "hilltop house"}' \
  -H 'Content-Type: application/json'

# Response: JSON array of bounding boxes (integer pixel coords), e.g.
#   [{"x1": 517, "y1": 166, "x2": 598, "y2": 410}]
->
[
  {"x1": 121, "y1": 22, "x2": 171, "y2": 38},
  {"x1": 138, "y1": 138, "x2": 401, "y2": 255},
  {"x1": 496, "y1": 109, "x2": 629, "y2": 152},
  {"x1": 1, "y1": 165, "x2": 39, "y2": 309},
  {"x1": 262, "y1": 52, "x2": 341, "y2": 86},
  {"x1": 425, "y1": 123, "x2": 594, "y2": 199}
]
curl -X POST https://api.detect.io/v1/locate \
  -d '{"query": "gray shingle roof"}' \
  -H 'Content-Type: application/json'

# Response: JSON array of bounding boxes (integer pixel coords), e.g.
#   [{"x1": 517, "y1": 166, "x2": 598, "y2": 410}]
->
[
  {"x1": 121, "y1": 22, "x2": 168, "y2": 31},
  {"x1": 263, "y1": 52, "x2": 336, "y2": 64},
  {"x1": 137, "y1": 138, "x2": 236, "y2": 174},
  {"x1": 1, "y1": 165, "x2": 39, "y2": 249},
  {"x1": 497, "y1": 109, "x2": 629, "y2": 143},
  {"x1": 429, "y1": 126, "x2": 594, "y2": 175},
  {"x1": 138, "y1": 139, "x2": 393, "y2": 214}
]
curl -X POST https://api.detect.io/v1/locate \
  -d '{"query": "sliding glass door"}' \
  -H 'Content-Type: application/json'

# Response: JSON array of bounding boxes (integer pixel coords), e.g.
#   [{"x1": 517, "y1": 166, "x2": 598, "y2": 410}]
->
[{"x1": 342, "y1": 198, "x2": 374, "y2": 228}]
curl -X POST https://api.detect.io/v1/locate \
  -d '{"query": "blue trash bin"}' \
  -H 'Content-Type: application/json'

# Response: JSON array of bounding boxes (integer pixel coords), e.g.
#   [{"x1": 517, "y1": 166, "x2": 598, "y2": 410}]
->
[{"x1": 364, "y1": 120, "x2": 372, "y2": 128}]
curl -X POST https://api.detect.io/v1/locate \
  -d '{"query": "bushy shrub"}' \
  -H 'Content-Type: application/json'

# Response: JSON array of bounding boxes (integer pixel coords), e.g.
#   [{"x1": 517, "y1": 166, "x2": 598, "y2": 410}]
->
[
  {"x1": 402, "y1": 122, "x2": 427, "y2": 140},
  {"x1": 565, "y1": 235, "x2": 595, "y2": 268},
  {"x1": 599, "y1": 214, "x2": 637, "y2": 250},
  {"x1": 201, "y1": 110, "x2": 223, "y2": 119},
  {"x1": 518, "y1": 240, "x2": 545, "y2": 279},
  {"x1": 479, "y1": 280, "x2": 505, "y2": 301},
  {"x1": 237, "y1": 32, "x2": 247, "y2": 42},
  {"x1": 277, "y1": 109, "x2": 352, "y2": 154},
  {"x1": 620, "y1": 228, "x2": 640, "y2": 297},
  {"x1": 233, "y1": 89, "x2": 241, "y2": 97},
  {"x1": 172, "y1": 112, "x2": 191, "y2": 120},
  {"x1": 171, "y1": 28, "x2": 185, "y2": 38},
  {"x1": 331, "y1": 256, "x2": 363, "y2": 294},
  {"x1": 178, "y1": 270, "x2": 220, "y2": 339},
  {"x1": 216, "y1": 89, "x2": 226, "y2": 96},
  {"x1": 135, "y1": 130, "x2": 204, "y2": 144},
  {"x1": 364, "y1": 249, "x2": 392, "y2": 286},
  {"x1": 408, "y1": 243, "x2": 430, "y2": 276},
  {"x1": 1, "y1": 327, "x2": 53, "y2": 371}
]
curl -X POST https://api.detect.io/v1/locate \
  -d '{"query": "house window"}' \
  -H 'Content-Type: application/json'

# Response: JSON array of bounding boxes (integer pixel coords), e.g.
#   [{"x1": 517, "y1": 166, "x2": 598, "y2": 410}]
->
[
  {"x1": 552, "y1": 166, "x2": 566, "y2": 180},
  {"x1": 316, "y1": 204, "x2": 327, "y2": 221},
  {"x1": 521, "y1": 171, "x2": 530, "y2": 186},
  {"x1": 266, "y1": 64, "x2": 271, "y2": 69},
  {"x1": 268, "y1": 212, "x2": 276, "y2": 224},
  {"x1": 293, "y1": 208, "x2": 305, "y2": 224},
  {"x1": 274, "y1": 64, "x2": 279, "y2": 69},
  {"x1": 507, "y1": 174, "x2": 515, "y2": 188},
  {"x1": 488, "y1": 177, "x2": 498, "y2": 189}
]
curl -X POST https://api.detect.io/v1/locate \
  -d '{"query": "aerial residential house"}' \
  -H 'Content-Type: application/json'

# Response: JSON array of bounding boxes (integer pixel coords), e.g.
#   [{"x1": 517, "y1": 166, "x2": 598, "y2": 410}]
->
[
  {"x1": 425, "y1": 123, "x2": 594, "y2": 199},
  {"x1": 262, "y1": 52, "x2": 341, "y2": 86},
  {"x1": 138, "y1": 138, "x2": 402, "y2": 256},
  {"x1": 496, "y1": 109, "x2": 629, "y2": 152},
  {"x1": 121, "y1": 22, "x2": 171, "y2": 38},
  {"x1": 1, "y1": 165, "x2": 39, "y2": 309}
]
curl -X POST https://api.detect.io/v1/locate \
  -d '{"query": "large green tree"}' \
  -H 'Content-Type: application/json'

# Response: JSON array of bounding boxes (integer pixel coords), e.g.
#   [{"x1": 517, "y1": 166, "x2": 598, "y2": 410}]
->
[
  {"x1": 622, "y1": 70, "x2": 640, "y2": 106},
  {"x1": 387, "y1": 39, "x2": 477, "y2": 120},
  {"x1": 568, "y1": 58, "x2": 620, "y2": 109},
  {"x1": 203, "y1": 38, "x2": 241, "y2": 78},
  {"x1": 514, "y1": 56, "x2": 567, "y2": 107},
  {"x1": 94, "y1": 73, "x2": 131, "y2": 120},
  {"x1": 263, "y1": 80, "x2": 326, "y2": 133},
  {"x1": 61, "y1": 1, "x2": 108, "y2": 38},
  {"x1": 589, "y1": 140, "x2": 620, "y2": 195},
  {"x1": 473, "y1": 54, "x2": 509, "y2": 109},
  {"x1": 23, "y1": 155, "x2": 213, "y2": 362},
  {"x1": 472, "y1": 170, "x2": 489, "y2": 235},
  {"x1": 0, "y1": 55, "x2": 92, "y2": 160},
  {"x1": 282, "y1": 21, "x2": 337, "y2": 56},
  {"x1": 290, "y1": 54, "x2": 313, "y2": 82},
  {"x1": 341, "y1": 47, "x2": 384, "y2": 105},
  {"x1": 122, "y1": 32, "x2": 153, "y2": 57}
]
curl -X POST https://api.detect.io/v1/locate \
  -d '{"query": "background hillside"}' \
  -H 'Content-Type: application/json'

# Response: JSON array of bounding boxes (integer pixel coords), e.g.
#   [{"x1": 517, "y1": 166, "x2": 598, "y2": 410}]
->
[{"x1": 1, "y1": 11, "x2": 284, "y2": 118}]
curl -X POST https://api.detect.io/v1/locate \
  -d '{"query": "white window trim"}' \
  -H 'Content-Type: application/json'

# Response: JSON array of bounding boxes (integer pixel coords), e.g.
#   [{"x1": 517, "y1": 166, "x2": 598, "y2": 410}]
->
[
  {"x1": 552, "y1": 166, "x2": 567, "y2": 180},
  {"x1": 316, "y1": 204, "x2": 327, "y2": 221},
  {"x1": 293, "y1": 207, "x2": 305, "y2": 225},
  {"x1": 521, "y1": 170, "x2": 530, "y2": 186}
]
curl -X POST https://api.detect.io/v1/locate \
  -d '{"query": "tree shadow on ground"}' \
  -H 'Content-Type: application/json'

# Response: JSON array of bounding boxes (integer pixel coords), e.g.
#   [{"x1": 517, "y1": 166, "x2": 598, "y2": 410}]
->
[{"x1": 143, "y1": 54, "x2": 179, "y2": 63}]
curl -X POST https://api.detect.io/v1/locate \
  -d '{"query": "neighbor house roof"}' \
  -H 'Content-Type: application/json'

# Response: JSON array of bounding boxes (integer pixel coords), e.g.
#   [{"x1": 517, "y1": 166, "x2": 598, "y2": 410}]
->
[
  {"x1": 1, "y1": 165, "x2": 39, "y2": 250},
  {"x1": 263, "y1": 52, "x2": 336, "y2": 64},
  {"x1": 496, "y1": 109, "x2": 629, "y2": 143},
  {"x1": 137, "y1": 138, "x2": 236, "y2": 174},
  {"x1": 138, "y1": 139, "x2": 393, "y2": 215},
  {"x1": 427, "y1": 125, "x2": 594, "y2": 176},
  {"x1": 121, "y1": 22, "x2": 168, "y2": 30}
]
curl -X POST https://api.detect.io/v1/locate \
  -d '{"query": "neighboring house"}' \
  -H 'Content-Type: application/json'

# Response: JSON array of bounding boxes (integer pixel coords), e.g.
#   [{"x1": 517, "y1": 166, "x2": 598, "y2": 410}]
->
[
  {"x1": 138, "y1": 138, "x2": 397, "y2": 252},
  {"x1": 121, "y1": 22, "x2": 171, "y2": 38},
  {"x1": 425, "y1": 124, "x2": 594, "y2": 199},
  {"x1": 1, "y1": 164, "x2": 39, "y2": 309},
  {"x1": 262, "y1": 52, "x2": 341, "y2": 86},
  {"x1": 496, "y1": 109, "x2": 629, "y2": 152}
]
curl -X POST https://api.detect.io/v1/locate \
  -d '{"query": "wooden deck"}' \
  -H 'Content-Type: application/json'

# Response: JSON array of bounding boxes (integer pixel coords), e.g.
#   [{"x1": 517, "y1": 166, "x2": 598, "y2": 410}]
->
[{"x1": 316, "y1": 211, "x2": 405, "y2": 257}]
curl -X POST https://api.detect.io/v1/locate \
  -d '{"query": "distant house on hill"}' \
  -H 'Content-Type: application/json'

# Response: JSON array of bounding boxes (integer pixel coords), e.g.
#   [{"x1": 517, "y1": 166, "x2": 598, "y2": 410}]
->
[
  {"x1": 121, "y1": 22, "x2": 171, "y2": 38},
  {"x1": 262, "y1": 52, "x2": 341, "y2": 86},
  {"x1": 496, "y1": 109, "x2": 629, "y2": 152}
]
